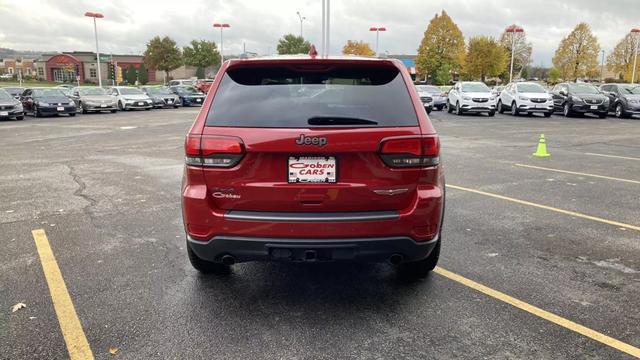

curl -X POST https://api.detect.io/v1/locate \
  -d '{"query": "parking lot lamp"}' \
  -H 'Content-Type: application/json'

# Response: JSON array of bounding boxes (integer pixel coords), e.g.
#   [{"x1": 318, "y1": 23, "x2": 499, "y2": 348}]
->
[
  {"x1": 506, "y1": 25, "x2": 524, "y2": 83},
  {"x1": 296, "y1": 11, "x2": 306, "y2": 38},
  {"x1": 213, "y1": 23, "x2": 230, "y2": 65},
  {"x1": 369, "y1": 27, "x2": 386, "y2": 57},
  {"x1": 84, "y1": 12, "x2": 104, "y2": 87},
  {"x1": 631, "y1": 28, "x2": 640, "y2": 84}
]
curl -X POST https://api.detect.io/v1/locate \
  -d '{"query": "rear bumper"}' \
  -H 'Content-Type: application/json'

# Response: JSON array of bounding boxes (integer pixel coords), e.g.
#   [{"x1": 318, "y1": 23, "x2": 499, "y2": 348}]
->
[{"x1": 187, "y1": 234, "x2": 439, "y2": 264}]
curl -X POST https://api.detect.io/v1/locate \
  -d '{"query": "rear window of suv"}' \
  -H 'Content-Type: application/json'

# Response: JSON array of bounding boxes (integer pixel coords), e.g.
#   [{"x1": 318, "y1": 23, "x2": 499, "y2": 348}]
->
[{"x1": 205, "y1": 63, "x2": 418, "y2": 128}]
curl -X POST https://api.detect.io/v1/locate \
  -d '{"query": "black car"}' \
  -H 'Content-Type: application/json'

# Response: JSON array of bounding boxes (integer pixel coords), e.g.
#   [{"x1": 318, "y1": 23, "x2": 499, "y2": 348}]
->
[
  {"x1": 141, "y1": 86, "x2": 181, "y2": 108},
  {"x1": 20, "y1": 88, "x2": 77, "y2": 117},
  {"x1": 0, "y1": 88, "x2": 24, "y2": 120},
  {"x1": 551, "y1": 83, "x2": 609, "y2": 118},
  {"x1": 3, "y1": 87, "x2": 25, "y2": 99},
  {"x1": 170, "y1": 85, "x2": 205, "y2": 106},
  {"x1": 600, "y1": 83, "x2": 640, "y2": 118}
]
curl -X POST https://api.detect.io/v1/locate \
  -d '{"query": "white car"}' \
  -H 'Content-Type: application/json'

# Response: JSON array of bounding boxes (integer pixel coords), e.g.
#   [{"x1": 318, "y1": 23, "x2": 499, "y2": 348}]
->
[
  {"x1": 107, "y1": 86, "x2": 153, "y2": 111},
  {"x1": 447, "y1": 82, "x2": 496, "y2": 116},
  {"x1": 498, "y1": 82, "x2": 554, "y2": 117},
  {"x1": 168, "y1": 79, "x2": 195, "y2": 87}
]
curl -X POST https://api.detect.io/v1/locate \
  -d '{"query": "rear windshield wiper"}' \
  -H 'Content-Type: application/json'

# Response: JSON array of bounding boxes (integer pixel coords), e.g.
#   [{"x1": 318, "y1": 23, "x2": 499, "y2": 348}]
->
[{"x1": 307, "y1": 116, "x2": 379, "y2": 126}]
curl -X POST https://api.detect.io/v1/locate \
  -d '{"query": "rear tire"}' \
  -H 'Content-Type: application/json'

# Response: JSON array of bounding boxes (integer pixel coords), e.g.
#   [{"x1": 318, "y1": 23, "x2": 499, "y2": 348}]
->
[
  {"x1": 398, "y1": 240, "x2": 440, "y2": 279},
  {"x1": 187, "y1": 242, "x2": 230, "y2": 275},
  {"x1": 563, "y1": 102, "x2": 573, "y2": 117}
]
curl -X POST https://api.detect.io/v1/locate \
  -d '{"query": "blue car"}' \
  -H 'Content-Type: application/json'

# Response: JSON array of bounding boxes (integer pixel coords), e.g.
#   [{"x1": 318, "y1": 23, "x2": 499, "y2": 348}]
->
[{"x1": 170, "y1": 85, "x2": 205, "y2": 107}]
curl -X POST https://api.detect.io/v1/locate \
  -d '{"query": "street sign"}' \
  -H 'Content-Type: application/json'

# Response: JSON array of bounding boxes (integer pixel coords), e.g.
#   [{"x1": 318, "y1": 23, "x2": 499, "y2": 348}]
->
[{"x1": 99, "y1": 54, "x2": 110, "y2": 62}]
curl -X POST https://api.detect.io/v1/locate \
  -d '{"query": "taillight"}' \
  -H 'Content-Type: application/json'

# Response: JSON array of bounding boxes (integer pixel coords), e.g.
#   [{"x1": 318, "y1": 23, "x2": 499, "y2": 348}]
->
[
  {"x1": 185, "y1": 135, "x2": 244, "y2": 168},
  {"x1": 379, "y1": 136, "x2": 439, "y2": 168}
]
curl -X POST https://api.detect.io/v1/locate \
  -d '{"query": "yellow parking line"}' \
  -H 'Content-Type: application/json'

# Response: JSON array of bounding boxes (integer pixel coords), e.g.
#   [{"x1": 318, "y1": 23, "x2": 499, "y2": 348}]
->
[
  {"x1": 446, "y1": 184, "x2": 640, "y2": 232},
  {"x1": 434, "y1": 267, "x2": 640, "y2": 357},
  {"x1": 584, "y1": 152, "x2": 640, "y2": 161},
  {"x1": 514, "y1": 163, "x2": 640, "y2": 185},
  {"x1": 32, "y1": 229, "x2": 94, "y2": 360}
]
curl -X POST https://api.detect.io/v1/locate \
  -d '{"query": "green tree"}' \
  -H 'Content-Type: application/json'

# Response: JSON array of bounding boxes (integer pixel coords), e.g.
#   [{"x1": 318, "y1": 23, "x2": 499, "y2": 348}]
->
[
  {"x1": 464, "y1": 36, "x2": 509, "y2": 82},
  {"x1": 548, "y1": 68, "x2": 561, "y2": 83},
  {"x1": 143, "y1": 36, "x2": 183, "y2": 81},
  {"x1": 277, "y1": 34, "x2": 311, "y2": 54},
  {"x1": 552, "y1": 23, "x2": 600, "y2": 81},
  {"x1": 342, "y1": 40, "x2": 375, "y2": 56},
  {"x1": 195, "y1": 66, "x2": 205, "y2": 79},
  {"x1": 183, "y1": 39, "x2": 220, "y2": 73},
  {"x1": 434, "y1": 64, "x2": 452, "y2": 85},
  {"x1": 606, "y1": 32, "x2": 640, "y2": 82},
  {"x1": 499, "y1": 25, "x2": 533, "y2": 80},
  {"x1": 125, "y1": 65, "x2": 137, "y2": 84},
  {"x1": 416, "y1": 10, "x2": 466, "y2": 83},
  {"x1": 138, "y1": 63, "x2": 148, "y2": 84}
]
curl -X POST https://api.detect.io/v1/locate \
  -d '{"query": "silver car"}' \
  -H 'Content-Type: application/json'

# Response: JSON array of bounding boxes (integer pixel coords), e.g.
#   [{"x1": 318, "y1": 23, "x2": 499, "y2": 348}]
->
[
  {"x1": 70, "y1": 87, "x2": 117, "y2": 114},
  {"x1": 140, "y1": 86, "x2": 181, "y2": 108}
]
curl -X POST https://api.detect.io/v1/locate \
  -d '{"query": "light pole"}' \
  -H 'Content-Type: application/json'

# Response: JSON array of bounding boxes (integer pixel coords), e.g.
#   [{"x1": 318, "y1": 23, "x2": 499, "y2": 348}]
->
[
  {"x1": 600, "y1": 50, "x2": 605, "y2": 82},
  {"x1": 296, "y1": 11, "x2": 306, "y2": 38},
  {"x1": 631, "y1": 28, "x2": 640, "y2": 84},
  {"x1": 505, "y1": 25, "x2": 524, "y2": 84},
  {"x1": 369, "y1": 27, "x2": 386, "y2": 56},
  {"x1": 213, "y1": 23, "x2": 230, "y2": 65},
  {"x1": 85, "y1": 11, "x2": 104, "y2": 87}
]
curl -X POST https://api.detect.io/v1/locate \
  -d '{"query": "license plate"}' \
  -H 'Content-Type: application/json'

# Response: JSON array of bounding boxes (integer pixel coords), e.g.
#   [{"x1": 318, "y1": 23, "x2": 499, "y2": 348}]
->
[
  {"x1": 100, "y1": 104, "x2": 107, "y2": 107},
  {"x1": 167, "y1": 99, "x2": 173, "y2": 103},
  {"x1": 424, "y1": 102, "x2": 431, "y2": 106},
  {"x1": 196, "y1": 98, "x2": 202, "y2": 102},
  {"x1": 0, "y1": 111, "x2": 8, "y2": 116},
  {"x1": 138, "y1": 102, "x2": 144, "y2": 106},
  {"x1": 590, "y1": 105, "x2": 598, "y2": 110},
  {"x1": 288, "y1": 156, "x2": 336, "y2": 183},
  {"x1": 57, "y1": 106, "x2": 64, "y2": 111}
]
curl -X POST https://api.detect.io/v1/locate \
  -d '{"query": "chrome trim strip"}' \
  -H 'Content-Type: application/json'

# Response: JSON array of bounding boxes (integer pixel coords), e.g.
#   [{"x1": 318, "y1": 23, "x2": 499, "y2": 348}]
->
[{"x1": 225, "y1": 210, "x2": 399, "y2": 222}]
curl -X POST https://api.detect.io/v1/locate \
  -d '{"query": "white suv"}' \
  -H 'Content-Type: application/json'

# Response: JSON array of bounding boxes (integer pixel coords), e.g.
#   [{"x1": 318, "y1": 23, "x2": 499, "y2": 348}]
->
[
  {"x1": 447, "y1": 82, "x2": 496, "y2": 116},
  {"x1": 498, "y1": 82, "x2": 553, "y2": 117}
]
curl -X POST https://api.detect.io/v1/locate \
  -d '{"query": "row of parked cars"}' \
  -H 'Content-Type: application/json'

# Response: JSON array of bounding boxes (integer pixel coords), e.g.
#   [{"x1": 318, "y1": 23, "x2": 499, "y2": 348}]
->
[
  {"x1": 415, "y1": 81, "x2": 640, "y2": 119},
  {"x1": 0, "y1": 80, "x2": 207, "y2": 120}
]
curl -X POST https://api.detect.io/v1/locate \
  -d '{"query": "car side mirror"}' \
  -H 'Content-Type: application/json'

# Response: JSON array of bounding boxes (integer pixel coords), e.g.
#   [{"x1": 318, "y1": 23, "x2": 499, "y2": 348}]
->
[{"x1": 559, "y1": 90, "x2": 567, "y2": 96}]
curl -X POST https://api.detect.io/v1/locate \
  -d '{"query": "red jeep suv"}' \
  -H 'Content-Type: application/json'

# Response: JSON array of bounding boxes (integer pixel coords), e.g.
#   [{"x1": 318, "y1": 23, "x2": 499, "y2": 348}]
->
[{"x1": 181, "y1": 55, "x2": 444, "y2": 278}]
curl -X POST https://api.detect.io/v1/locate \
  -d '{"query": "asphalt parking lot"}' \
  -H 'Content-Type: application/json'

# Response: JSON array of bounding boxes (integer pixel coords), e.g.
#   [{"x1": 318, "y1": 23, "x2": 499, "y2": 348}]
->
[{"x1": 1, "y1": 108, "x2": 639, "y2": 359}]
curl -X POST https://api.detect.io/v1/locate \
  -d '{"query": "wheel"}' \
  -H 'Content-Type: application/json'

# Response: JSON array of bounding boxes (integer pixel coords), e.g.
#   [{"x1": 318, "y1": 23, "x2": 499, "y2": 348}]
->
[
  {"x1": 447, "y1": 101, "x2": 453, "y2": 113},
  {"x1": 110, "y1": 109, "x2": 117, "y2": 113},
  {"x1": 426, "y1": 107, "x2": 432, "y2": 114},
  {"x1": 173, "y1": 105, "x2": 180, "y2": 109},
  {"x1": 80, "y1": 102, "x2": 87, "y2": 114},
  {"x1": 118, "y1": 101, "x2": 125, "y2": 111},
  {"x1": 455, "y1": 101, "x2": 463, "y2": 115},
  {"x1": 397, "y1": 239, "x2": 440, "y2": 279},
  {"x1": 186, "y1": 241, "x2": 230, "y2": 275},
  {"x1": 511, "y1": 101, "x2": 519, "y2": 116},
  {"x1": 69, "y1": 113, "x2": 76, "y2": 117},
  {"x1": 563, "y1": 102, "x2": 573, "y2": 117},
  {"x1": 144, "y1": 107, "x2": 151, "y2": 111},
  {"x1": 544, "y1": 112, "x2": 552, "y2": 118},
  {"x1": 615, "y1": 103, "x2": 628, "y2": 119},
  {"x1": 497, "y1": 100, "x2": 504, "y2": 114},
  {"x1": 33, "y1": 106, "x2": 40, "y2": 118},
  {"x1": 597, "y1": 112, "x2": 607, "y2": 119},
  {"x1": 16, "y1": 116, "x2": 24, "y2": 120},
  {"x1": 488, "y1": 111, "x2": 495, "y2": 117}
]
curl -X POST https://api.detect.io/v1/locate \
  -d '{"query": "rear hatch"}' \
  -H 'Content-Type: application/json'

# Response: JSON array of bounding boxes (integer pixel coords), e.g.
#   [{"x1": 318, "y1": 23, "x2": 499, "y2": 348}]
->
[{"x1": 192, "y1": 61, "x2": 436, "y2": 213}]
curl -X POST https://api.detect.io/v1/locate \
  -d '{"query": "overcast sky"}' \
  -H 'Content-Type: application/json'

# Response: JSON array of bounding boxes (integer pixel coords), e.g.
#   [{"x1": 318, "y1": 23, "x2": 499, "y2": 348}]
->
[{"x1": 1, "y1": 0, "x2": 639, "y2": 66}]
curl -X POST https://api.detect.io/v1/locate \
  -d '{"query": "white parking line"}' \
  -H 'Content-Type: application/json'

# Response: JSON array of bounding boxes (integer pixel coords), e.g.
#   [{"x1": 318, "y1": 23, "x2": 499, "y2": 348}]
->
[
  {"x1": 584, "y1": 153, "x2": 640, "y2": 161},
  {"x1": 515, "y1": 163, "x2": 640, "y2": 185}
]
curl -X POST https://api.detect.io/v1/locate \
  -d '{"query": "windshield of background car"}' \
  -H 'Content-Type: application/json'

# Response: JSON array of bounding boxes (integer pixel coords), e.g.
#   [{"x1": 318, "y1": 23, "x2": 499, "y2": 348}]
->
[
  {"x1": 568, "y1": 84, "x2": 600, "y2": 95},
  {"x1": 205, "y1": 64, "x2": 418, "y2": 128},
  {"x1": 119, "y1": 88, "x2": 144, "y2": 95},
  {"x1": 146, "y1": 87, "x2": 172, "y2": 95},
  {"x1": 461, "y1": 83, "x2": 490, "y2": 92},
  {"x1": 517, "y1": 84, "x2": 546, "y2": 93},
  {"x1": 619, "y1": 85, "x2": 640, "y2": 94},
  {"x1": 0, "y1": 89, "x2": 13, "y2": 101},
  {"x1": 177, "y1": 86, "x2": 200, "y2": 94},
  {"x1": 416, "y1": 85, "x2": 441, "y2": 94},
  {"x1": 78, "y1": 88, "x2": 107, "y2": 96},
  {"x1": 33, "y1": 88, "x2": 65, "y2": 97}
]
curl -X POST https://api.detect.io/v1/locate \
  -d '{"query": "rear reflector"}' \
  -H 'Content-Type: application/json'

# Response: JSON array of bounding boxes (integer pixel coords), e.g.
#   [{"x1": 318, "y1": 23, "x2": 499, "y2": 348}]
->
[
  {"x1": 185, "y1": 135, "x2": 245, "y2": 168},
  {"x1": 379, "y1": 136, "x2": 439, "y2": 168}
]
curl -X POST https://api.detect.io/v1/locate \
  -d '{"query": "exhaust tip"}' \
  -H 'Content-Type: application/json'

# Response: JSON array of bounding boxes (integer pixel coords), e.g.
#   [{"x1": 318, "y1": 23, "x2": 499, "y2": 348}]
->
[
  {"x1": 221, "y1": 254, "x2": 236, "y2": 266},
  {"x1": 389, "y1": 254, "x2": 404, "y2": 265}
]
